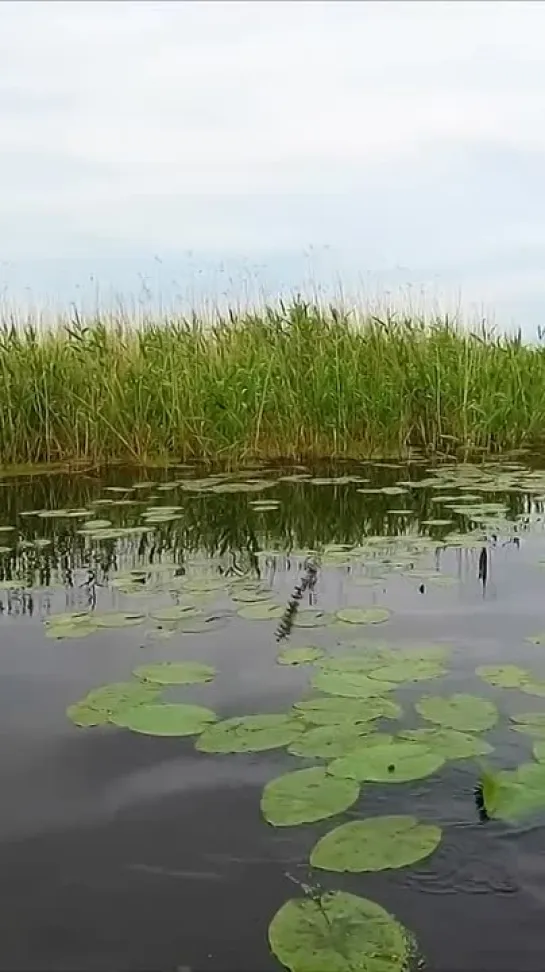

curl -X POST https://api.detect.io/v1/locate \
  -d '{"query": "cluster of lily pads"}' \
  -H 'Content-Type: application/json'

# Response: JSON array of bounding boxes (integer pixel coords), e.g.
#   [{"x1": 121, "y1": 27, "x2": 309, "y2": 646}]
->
[{"x1": 17, "y1": 458, "x2": 545, "y2": 971}]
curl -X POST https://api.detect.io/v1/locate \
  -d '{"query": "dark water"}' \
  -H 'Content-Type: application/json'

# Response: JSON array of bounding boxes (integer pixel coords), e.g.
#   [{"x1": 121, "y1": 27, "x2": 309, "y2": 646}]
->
[{"x1": 2, "y1": 460, "x2": 545, "y2": 971}]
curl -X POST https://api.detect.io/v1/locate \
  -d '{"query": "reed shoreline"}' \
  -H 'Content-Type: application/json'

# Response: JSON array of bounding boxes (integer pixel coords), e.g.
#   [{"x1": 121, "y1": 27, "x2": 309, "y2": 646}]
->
[{"x1": 0, "y1": 299, "x2": 543, "y2": 467}]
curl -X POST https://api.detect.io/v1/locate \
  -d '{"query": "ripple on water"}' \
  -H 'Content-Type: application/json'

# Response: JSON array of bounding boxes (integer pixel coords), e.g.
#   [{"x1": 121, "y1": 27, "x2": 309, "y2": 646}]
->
[{"x1": 403, "y1": 822, "x2": 519, "y2": 896}]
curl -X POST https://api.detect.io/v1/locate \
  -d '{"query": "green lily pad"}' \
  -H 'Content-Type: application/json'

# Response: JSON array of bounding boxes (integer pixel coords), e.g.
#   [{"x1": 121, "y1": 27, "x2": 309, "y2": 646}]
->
[
  {"x1": 399, "y1": 727, "x2": 493, "y2": 759},
  {"x1": 416, "y1": 694, "x2": 498, "y2": 732},
  {"x1": 310, "y1": 815, "x2": 442, "y2": 872},
  {"x1": 237, "y1": 602, "x2": 284, "y2": 620},
  {"x1": 421, "y1": 519, "x2": 453, "y2": 527},
  {"x1": 533, "y1": 741, "x2": 545, "y2": 762},
  {"x1": 133, "y1": 661, "x2": 216, "y2": 685},
  {"x1": 292, "y1": 695, "x2": 402, "y2": 725},
  {"x1": 94, "y1": 612, "x2": 145, "y2": 628},
  {"x1": 67, "y1": 680, "x2": 160, "y2": 727},
  {"x1": 316, "y1": 653, "x2": 390, "y2": 674},
  {"x1": 335, "y1": 607, "x2": 391, "y2": 625},
  {"x1": 44, "y1": 611, "x2": 99, "y2": 639},
  {"x1": 183, "y1": 577, "x2": 229, "y2": 592},
  {"x1": 511, "y1": 712, "x2": 545, "y2": 727},
  {"x1": 196, "y1": 714, "x2": 301, "y2": 753},
  {"x1": 476, "y1": 665, "x2": 530, "y2": 689},
  {"x1": 484, "y1": 762, "x2": 545, "y2": 822},
  {"x1": 521, "y1": 679, "x2": 545, "y2": 698},
  {"x1": 77, "y1": 519, "x2": 113, "y2": 533},
  {"x1": 511, "y1": 723, "x2": 545, "y2": 739},
  {"x1": 261, "y1": 767, "x2": 359, "y2": 827},
  {"x1": 329, "y1": 740, "x2": 444, "y2": 783},
  {"x1": 293, "y1": 610, "x2": 335, "y2": 628},
  {"x1": 368, "y1": 660, "x2": 446, "y2": 684},
  {"x1": 277, "y1": 646, "x2": 325, "y2": 666},
  {"x1": 311, "y1": 669, "x2": 395, "y2": 699},
  {"x1": 150, "y1": 605, "x2": 201, "y2": 622},
  {"x1": 111, "y1": 702, "x2": 217, "y2": 736},
  {"x1": 268, "y1": 890, "x2": 412, "y2": 972},
  {"x1": 231, "y1": 587, "x2": 273, "y2": 603},
  {"x1": 288, "y1": 723, "x2": 377, "y2": 759}
]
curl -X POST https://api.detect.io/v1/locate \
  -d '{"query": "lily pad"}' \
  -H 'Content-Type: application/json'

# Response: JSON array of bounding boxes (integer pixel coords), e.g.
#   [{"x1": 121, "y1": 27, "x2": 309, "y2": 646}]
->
[
  {"x1": 293, "y1": 695, "x2": 402, "y2": 725},
  {"x1": 288, "y1": 723, "x2": 377, "y2": 759},
  {"x1": 261, "y1": 767, "x2": 359, "y2": 827},
  {"x1": 183, "y1": 577, "x2": 229, "y2": 592},
  {"x1": 237, "y1": 602, "x2": 284, "y2": 620},
  {"x1": 94, "y1": 612, "x2": 145, "y2": 628},
  {"x1": 310, "y1": 815, "x2": 441, "y2": 872},
  {"x1": 111, "y1": 702, "x2": 217, "y2": 736},
  {"x1": 335, "y1": 607, "x2": 390, "y2": 625},
  {"x1": 311, "y1": 669, "x2": 395, "y2": 699},
  {"x1": 44, "y1": 612, "x2": 99, "y2": 639},
  {"x1": 533, "y1": 741, "x2": 545, "y2": 763},
  {"x1": 196, "y1": 714, "x2": 301, "y2": 753},
  {"x1": 67, "y1": 680, "x2": 160, "y2": 727},
  {"x1": 150, "y1": 605, "x2": 201, "y2": 622},
  {"x1": 476, "y1": 665, "x2": 530, "y2": 689},
  {"x1": 416, "y1": 694, "x2": 498, "y2": 732},
  {"x1": 291, "y1": 610, "x2": 333, "y2": 629},
  {"x1": 399, "y1": 727, "x2": 493, "y2": 759},
  {"x1": 277, "y1": 646, "x2": 325, "y2": 666},
  {"x1": 133, "y1": 661, "x2": 216, "y2": 685},
  {"x1": 268, "y1": 890, "x2": 411, "y2": 972},
  {"x1": 483, "y1": 762, "x2": 545, "y2": 822},
  {"x1": 329, "y1": 740, "x2": 444, "y2": 783},
  {"x1": 368, "y1": 660, "x2": 446, "y2": 684},
  {"x1": 421, "y1": 519, "x2": 453, "y2": 527},
  {"x1": 231, "y1": 587, "x2": 273, "y2": 603},
  {"x1": 521, "y1": 679, "x2": 545, "y2": 699}
]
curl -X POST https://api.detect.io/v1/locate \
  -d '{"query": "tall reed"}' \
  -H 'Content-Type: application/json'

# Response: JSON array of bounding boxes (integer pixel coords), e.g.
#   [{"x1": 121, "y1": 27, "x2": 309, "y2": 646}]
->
[{"x1": 0, "y1": 299, "x2": 544, "y2": 466}]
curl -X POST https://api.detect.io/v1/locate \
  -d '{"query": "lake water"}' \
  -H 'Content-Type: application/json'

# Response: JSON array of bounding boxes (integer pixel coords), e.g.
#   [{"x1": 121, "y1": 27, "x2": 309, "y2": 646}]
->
[{"x1": 2, "y1": 460, "x2": 545, "y2": 971}]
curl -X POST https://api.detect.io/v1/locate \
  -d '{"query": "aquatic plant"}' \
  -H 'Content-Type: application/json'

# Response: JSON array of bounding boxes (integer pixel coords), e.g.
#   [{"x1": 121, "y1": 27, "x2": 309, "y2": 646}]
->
[{"x1": 3, "y1": 300, "x2": 545, "y2": 466}]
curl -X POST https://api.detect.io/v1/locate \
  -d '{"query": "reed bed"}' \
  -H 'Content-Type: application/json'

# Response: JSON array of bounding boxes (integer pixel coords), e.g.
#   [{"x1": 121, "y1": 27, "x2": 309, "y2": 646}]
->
[{"x1": 0, "y1": 299, "x2": 544, "y2": 466}]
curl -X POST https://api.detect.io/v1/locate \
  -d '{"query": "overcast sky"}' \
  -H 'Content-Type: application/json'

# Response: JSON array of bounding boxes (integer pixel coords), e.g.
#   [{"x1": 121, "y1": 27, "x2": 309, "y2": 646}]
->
[{"x1": 1, "y1": 0, "x2": 545, "y2": 329}]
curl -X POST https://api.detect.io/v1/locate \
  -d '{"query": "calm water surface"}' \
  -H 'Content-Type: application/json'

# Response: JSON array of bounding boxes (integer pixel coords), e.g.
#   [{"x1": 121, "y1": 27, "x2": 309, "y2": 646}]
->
[{"x1": 1, "y1": 460, "x2": 545, "y2": 971}]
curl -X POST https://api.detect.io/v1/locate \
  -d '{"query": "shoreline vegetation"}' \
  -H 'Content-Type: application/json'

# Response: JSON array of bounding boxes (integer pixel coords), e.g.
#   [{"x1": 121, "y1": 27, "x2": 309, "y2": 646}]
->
[{"x1": 0, "y1": 298, "x2": 543, "y2": 468}]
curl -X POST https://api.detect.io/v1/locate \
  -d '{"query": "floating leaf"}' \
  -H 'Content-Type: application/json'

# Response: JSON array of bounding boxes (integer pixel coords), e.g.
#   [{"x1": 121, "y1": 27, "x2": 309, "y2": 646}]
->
[
  {"x1": 293, "y1": 695, "x2": 401, "y2": 725},
  {"x1": 184, "y1": 577, "x2": 229, "y2": 592},
  {"x1": 231, "y1": 587, "x2": 273, "y2": 603},
  {"x1": 310, "y1": 815, "x2": 441, "y2": 873},
  {"x1": 94, "y1": 612, "x2": 145, "y2": 628},
  {"x1": 311, "y1": 669, "x2": 395, "y2": 699},
  {"x1": 111, "y1": 702, "x2": 217, "y2": 736},
  {"x1": 67, "y1": 680, "x2": 160, "y2": 727},
  {"x1": 196, "y1": 714, "x2": 300, "y2": 753},
  {"x1": 77, "y1": 519, "x2": 113, "y2": 533},
  {"x1": 368, "y1": 660, "x2": 446, "y2": 684},
  {"x1": 237, "y1": 602, "x2": 284, "y2": 620},
  {"x1": 476, "y1": 665, "x2": 530, "y2": 689},
  {"x1": 511, "y1": 712, "x2": 545, "y2": 728},
  {"x1": 293, "y1": 610, "x2": 335, "y2": 628},
  {"x1": 399, "y1": 727, "x2": 493, "y2": 759},
  {"x1": 44, "y1": 611, "x2": 99, "y2": 639},
  {"x1": 335, "y1": 607, "x2": 390, "y2": 625},
  {"x1": 150, "y1": 605, "x2": 201, "y2": 622},
  {"x1": 288, "y1": 723, "x2": 378, "y2": 759},
  {"x1": 533, "y1": 741, "x2": 545, "y2": 763},
  {"x1": 261, "y1": 767, "x2": 359, "y2": 827},
  {"x1": 420, "y1": 519, "x2": 453, "y2": 527},
  {"x1": 133, "y1": 661, "x2": 216, "y2": 685},
  {"x1": 268, "y1": 890, "x2": 411, "y2": 972},
  {"x1": 329, "y1": 740, "x2": 444, "y2": 783},
  {"x1": 416, "y1": 694, "x2": 498, "y2": 732},
  {"x1": 277, "y1": 646, "x2": 325, "y2": 666},
  {"x1": 485, "y1": 762, "x2": 545, "y2": 822},
  {"x1": 521, "y1": 678, "x2": 545, "y2": 698}
]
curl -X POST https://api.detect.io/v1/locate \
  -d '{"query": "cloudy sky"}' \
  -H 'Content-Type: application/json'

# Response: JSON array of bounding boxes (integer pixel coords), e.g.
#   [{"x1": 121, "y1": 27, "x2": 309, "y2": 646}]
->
[{"x1": 1, "y1": 0, "x2": 545, "y2": 329}]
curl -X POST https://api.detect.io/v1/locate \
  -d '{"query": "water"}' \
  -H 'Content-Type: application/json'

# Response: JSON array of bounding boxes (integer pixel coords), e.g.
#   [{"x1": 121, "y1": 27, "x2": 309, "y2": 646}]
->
[{"x1": 2, "y1": 460, "x2": 545, "y2": 971}]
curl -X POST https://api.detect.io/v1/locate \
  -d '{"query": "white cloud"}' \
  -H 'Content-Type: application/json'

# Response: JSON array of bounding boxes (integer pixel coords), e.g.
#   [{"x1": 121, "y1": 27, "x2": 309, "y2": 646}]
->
[{"x1": 1, "y1": 0, "x2": 545, "y2": 329}]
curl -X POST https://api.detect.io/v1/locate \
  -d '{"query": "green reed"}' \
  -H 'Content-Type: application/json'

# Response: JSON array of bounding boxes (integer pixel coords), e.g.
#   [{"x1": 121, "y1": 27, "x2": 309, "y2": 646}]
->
[{"x1": 0, "y1": 299, "x2": 544, "y2": 466}]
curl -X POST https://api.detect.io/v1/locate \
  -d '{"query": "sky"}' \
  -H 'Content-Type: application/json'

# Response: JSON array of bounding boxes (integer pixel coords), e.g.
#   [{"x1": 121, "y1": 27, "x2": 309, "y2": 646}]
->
[{"x1": 1, "y1": 0, "x2": 545, "y2": 331}]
